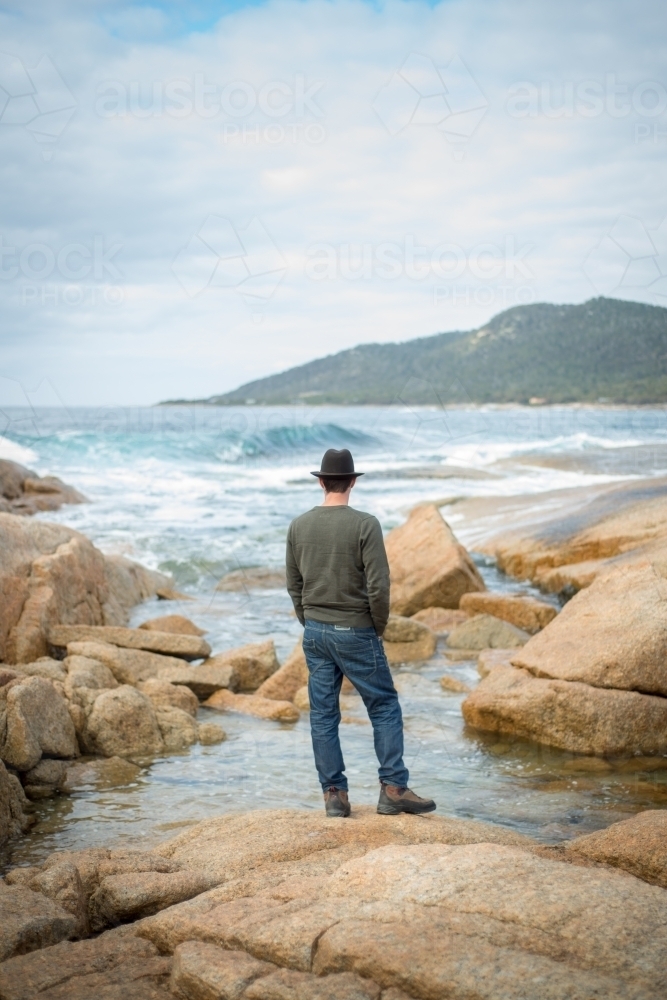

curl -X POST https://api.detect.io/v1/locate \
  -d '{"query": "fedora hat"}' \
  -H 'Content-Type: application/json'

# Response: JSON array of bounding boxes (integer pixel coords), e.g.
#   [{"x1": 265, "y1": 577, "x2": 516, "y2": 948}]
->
[{"x1": 310, "y1": 448, "x2": 364, "y2": 478}]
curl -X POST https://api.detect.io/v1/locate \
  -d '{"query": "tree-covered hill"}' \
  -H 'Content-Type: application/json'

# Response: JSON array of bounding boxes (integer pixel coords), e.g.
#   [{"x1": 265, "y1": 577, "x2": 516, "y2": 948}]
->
[{"x1": 169, "y1": 298, "x2": 667, "y2": 405}]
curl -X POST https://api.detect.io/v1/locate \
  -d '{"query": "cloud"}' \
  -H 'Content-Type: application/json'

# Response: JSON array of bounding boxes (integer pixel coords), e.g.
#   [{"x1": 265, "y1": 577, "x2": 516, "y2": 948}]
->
[{"x1": 0, "y1": 0, "x2": 665, "y2": 404}]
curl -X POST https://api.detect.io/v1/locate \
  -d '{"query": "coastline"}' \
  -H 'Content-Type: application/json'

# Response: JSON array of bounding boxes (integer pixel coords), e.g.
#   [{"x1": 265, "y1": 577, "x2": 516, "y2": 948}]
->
[
  {"x1": 155, "y1": 400, "x2": 667, "y2": 410},
  {"x1": 2, "y1": 416, "x2": 667, "y2": 996},
  {"x1": 1, "y1": 805, "x2": 666, "y2": 998}
]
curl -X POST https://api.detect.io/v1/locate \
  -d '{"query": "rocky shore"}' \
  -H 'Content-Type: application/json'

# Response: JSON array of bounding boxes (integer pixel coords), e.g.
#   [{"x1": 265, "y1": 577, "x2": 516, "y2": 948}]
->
[
  {"x1": 0, "y1": 460, "x2": 86, "y2": 518},
  {"x1": 2, "y1": 476, "x2": 667, "y2": 997},
  {"x1": 1, "y1": 806, "x2": 666, "y2": 998},
  {"x1": 460, "y1": 477, "x2": 667, "y2": 755}
]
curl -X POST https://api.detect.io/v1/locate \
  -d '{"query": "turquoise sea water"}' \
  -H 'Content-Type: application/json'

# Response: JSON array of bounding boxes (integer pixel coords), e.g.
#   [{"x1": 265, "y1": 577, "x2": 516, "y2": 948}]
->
[{"x1": 2, "y1": 404, "x2": 667, "y2": 866}]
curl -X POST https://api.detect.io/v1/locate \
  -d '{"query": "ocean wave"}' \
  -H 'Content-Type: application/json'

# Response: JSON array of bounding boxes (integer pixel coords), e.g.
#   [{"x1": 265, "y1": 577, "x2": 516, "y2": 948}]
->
[
  {"x1": 439, "y1": 432, "x2": 655, "y2": 469},
  {"x1": 2, "y1": 421, "x2": 376, "y2": 472},
  {"x1": 235, "y1": 422, "x2": 374, "y2": 459},
  {"x1": 0, "y1": 435, "x2": 38, "y2": 464}
]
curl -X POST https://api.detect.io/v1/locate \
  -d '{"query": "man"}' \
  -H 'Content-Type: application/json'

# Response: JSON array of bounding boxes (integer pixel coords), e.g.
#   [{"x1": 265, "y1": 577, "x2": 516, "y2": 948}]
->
[{"x1": 286, "y1": 448, "x2": 436, "y2": 818}]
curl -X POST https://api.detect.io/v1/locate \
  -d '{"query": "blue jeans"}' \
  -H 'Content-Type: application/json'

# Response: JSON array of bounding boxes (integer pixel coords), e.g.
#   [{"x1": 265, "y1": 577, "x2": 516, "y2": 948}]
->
[{"x1": 302, "y1": 620, "x2": 409, "y2": 792}]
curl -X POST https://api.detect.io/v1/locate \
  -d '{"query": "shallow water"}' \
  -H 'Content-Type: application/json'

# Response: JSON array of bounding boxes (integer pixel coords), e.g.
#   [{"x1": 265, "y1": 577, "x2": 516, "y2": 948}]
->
[{"x1": 2, "y1": 404, "x2": 667, "y2": 869}]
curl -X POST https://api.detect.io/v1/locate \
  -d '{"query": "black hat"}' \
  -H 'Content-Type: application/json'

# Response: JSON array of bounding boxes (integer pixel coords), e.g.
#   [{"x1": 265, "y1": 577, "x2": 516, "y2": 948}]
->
[{"x1": 310, "y1": 448, "x2": 364, "y2": 478}]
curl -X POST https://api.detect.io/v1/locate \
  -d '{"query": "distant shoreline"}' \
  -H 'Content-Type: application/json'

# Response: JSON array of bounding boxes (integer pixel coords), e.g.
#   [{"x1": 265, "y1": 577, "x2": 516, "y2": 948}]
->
[
  {"x1": 154, "y1": 400, "x2": 667, "y2": 409},
  {"x1": 165, "y1": 298, "x2": 667, "y2": 409}
]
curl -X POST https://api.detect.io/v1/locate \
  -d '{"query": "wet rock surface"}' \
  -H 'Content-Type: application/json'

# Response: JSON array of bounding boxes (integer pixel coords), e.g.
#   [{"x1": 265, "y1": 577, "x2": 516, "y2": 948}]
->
[
  {"x1": 409, "y1": 606, "x2": 468, "y2": 635},
  {"x1": 0, "y1": 762, "x2": 30, "y2": 847},
  {"x1": 64, "y1": 655, "x2": 117, "y2": 694},
  {"x1": 8, "y1": 660, "x2": 66, "y2": 684},
  {"x1": 439, "y1": 674, "x2": 471, "y2": 693},
  {"x1": 200, "y1": 640, "x2": 279, "y2": 693},
  {"x1": 307, "y1": 843, "x2": 667, "y2": 999},
  {"x1": 0, "y1": 883, "x2": 78, "y2": 963},
  {"x1": 145, "y1": 808, "x2": 534, "y2": 887},
  {"x1": 204, "y1": 689, "x2": 300, "y2": 723},
  {"x1": 84, "y1": 686, "x2": 165, "y2": 757},
  {"x1": 91, "y1": 868, "x2": 216, "y2": 926},
  {"x1": 256, "y1": 642, "x2": 308, "y2": 703},
  {"x1": 477, "y1": 648, "x2": 515, "y2": 677},
  {"x1": 448, "y1": 613, "x2": 530, "y2": 650},
  {"x1": 22, "y1": 761, "x2": 69, "y2": 802},
  {"x1": 462, "y1": 663, "x2": 667, "y2": 755},
  {"x1": 459, "y1": 591, "x2": 557, "y2": 633},
  {"x1": 565, "y1": 810, "x2": 667, "y2": 888},
  {"x1": 138, "y1": 678, "x2": 199, "y2": 717},
  {"x1": 196, "y1": 722, "x2": 226, "y2": 745},
  {"x1": 138, "y1": 615, "x2": 206, "y2": 636},
  {"x1": 49, "y1": 625, "x2": 210, "y2": 661},
  {"x1": 159, "y1": 661, "x2": 234, "y2": 698},
  {"x1": 381, "y1": 615, "x2": 436, "y2": 663},
  {"x1": 170, "y1": 941, "x2": 275, "y2": 999},
  {"x1": 155, "y1": 706, "x2": 199, "y2": 751},
  {"x1": 215, "y1": 567, "x2": 287, "y2": 591},
  {"x1": 58, "y1": 756, "x2": 141, "y2": 793},
  {"x1": 140, "y1": 809, "x2": 667, "y2": 1000},
  {"x1": 293, "y1": 685, "x2": 311, "y2": 710},
  {"x1": 66, "y1": 640, "x2": 188, "y2": 686},
  {"x1": 0, "y1": 932, "x2": 171, "y2": 999},
  {"x1": 2, "y1": 808, "x2": 667, "y2": 997},
  {"x1": 385, "y1": 503, "x2": 485, "y2": 615},
  {"x1": 0, "y1": 514, "x2": 170, "y2": 664},
  {"x1": 477, "y1": 475, "x2": 667, "y2": 593},
  {"x1": 0, "y1": 676, "x2": 78, "y2": 772},
  {"x1": 0, "y1": 460, "x2": 86, "y2": 518},
  {"x1": 512, "y1": 562, "x2": 667, "y2": 695},
  {"x1": 450, "y1": 485, "x2": 667, "y2": 756},
  {"x1": 1, "y1": 844, "x2": 215, "y2": 947}
]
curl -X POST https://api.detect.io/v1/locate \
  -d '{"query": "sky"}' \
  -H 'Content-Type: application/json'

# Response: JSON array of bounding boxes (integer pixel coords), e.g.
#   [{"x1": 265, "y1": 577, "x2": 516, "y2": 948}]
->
[{"x1": 0, "y1": 0, "x2": 666, "y2": 405}]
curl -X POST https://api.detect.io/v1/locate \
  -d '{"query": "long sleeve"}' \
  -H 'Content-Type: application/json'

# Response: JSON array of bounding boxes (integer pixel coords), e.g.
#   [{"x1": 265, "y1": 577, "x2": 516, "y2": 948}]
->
[
  {"x1": 360, "y1": 515, "x2": 390, "y2": 636},
  {"x1": 285, "y1": 522, "x2": 305, "y2": 626}
]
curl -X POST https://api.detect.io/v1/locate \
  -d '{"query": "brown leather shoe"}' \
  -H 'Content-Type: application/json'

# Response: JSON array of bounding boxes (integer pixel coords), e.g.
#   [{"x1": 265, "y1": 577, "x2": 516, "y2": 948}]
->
[
  {"x1": 377, "y1": 783, "x2": 436, "y2": 815},
  {"x1": 324, "y1": 787, "x2": 351, "y2": 818}
]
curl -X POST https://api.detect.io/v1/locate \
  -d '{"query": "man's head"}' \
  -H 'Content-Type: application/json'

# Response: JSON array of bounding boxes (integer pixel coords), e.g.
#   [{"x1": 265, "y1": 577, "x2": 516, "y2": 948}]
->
[
  {"x1": 318, "y1": 475, "x2": 357, "y2": 494},
  {"x1": 311, "y1": 448, "x2": 363, "y2": 503},
  {"x1": 310, "y1": 448, "x2": 364, "y2": 483}
]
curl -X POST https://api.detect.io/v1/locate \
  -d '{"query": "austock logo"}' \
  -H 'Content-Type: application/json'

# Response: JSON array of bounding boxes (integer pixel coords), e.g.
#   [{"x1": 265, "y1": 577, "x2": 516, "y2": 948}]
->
[
  {"x1": 373, "y1": 52, "x2": 488, "y2": 158},
  {"x1": 0, "y1": 53, "x2": 75, "y2": 159},
  {"x1": 583, "y1": 215, "x2": 667, "y2": 299},
  {"x1": 171, "y1": 215, "x2": 287, "y2": 307}
]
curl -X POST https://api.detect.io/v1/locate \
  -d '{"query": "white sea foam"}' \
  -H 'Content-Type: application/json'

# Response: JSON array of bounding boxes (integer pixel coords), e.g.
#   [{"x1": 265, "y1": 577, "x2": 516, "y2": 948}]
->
[
  {"x1": 6, "y1": 404, "x2": 664, "y2": 590},
  {"x1": 0, "y1": 436, "x2": 38, "y2": 464},
  {"x1": 438, "y1": 433, "x2": 650, "y2": 469}
]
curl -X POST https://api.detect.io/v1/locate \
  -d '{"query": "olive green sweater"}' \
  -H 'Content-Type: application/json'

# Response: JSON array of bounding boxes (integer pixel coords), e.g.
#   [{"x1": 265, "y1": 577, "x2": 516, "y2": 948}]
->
[{"x1": 285, "y1": 505, "x2": 390, "y2": 635}]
